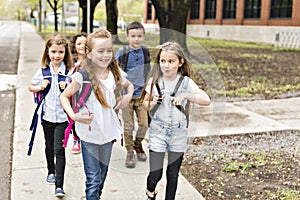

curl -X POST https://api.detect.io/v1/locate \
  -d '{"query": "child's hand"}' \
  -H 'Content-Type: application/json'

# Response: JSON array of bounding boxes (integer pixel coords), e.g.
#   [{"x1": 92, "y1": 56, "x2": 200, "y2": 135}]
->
[
  {"x1": 153, "y1": 95, "x2": 164, "y2": 104},
  {"x1": 58, "y1": 81, "x2": 67, "y2": 90},
  {"x1": 73, "y1": 112, "x2": 94, "y2": 124},
  {"x1": 171, "y1": 93, "x2": 186, "y2": 105},
  {"x1": 40, "y1": 79, "x2": 50, "y2": 90},
  {"x1": 114, "y1": 94, "x2": 131, "y2": 110}
]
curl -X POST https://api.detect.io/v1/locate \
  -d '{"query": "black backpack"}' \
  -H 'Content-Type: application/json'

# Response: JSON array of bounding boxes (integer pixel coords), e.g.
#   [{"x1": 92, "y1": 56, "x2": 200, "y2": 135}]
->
[{"x1": 119, "y1": 45, "x2": 151, "y2": 82}]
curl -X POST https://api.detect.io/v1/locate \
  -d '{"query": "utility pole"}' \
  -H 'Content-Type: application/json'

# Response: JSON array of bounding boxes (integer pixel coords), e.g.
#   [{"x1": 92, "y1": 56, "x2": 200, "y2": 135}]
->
[{"x1": 87, "y1": 0, "x2": 90, "y2": 34}]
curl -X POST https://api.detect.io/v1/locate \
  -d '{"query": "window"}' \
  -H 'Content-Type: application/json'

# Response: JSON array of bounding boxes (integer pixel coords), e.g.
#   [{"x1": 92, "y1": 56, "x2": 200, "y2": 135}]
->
[
  {"x1": 270, "y1": 0, "x2": 293, "y2": 18},
  {"x1": 223, "y1": 0, "x2": 237, "y2": 19},
  {"x1": 205, "y1": 0, "x2": 217, "y2": 19},
  {"x1": 190, "y1": 0, "x2": 200, "y2": 19},
  {"x1": 244, "y1": 0, "x2": 261, "y2": 19},
  {"x1": 147, "y1": 1, "x2": 152, "y2": 20}
]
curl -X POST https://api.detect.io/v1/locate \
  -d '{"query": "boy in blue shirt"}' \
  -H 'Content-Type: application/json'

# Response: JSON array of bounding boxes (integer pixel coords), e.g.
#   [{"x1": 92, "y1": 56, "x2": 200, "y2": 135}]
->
[{"x1": 115, "y1": 22, "x2": 151, "y2": 168}]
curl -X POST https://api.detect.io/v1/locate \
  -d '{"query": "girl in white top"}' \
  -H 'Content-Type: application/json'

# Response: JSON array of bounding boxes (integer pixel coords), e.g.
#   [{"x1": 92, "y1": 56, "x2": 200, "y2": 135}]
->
[{"x1": 60, "y1": 29, "x2": 133, "y2": 200}]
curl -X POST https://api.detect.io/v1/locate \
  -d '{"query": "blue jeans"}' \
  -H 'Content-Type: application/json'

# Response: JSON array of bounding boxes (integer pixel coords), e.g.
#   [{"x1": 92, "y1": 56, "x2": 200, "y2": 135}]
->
[{"x1": 81, "y1": 141, "x2": 113, "y2": 200}]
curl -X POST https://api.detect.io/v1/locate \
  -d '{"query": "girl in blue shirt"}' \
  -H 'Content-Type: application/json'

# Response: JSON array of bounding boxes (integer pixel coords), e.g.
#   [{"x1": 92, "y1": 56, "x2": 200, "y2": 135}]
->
[{"x1": 28, "y1": 33, "x2": 73, "y2": 198}]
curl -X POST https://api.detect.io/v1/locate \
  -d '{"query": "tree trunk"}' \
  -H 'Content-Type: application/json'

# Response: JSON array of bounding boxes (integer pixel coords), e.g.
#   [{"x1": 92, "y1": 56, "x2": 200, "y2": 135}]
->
[
  {"x1": 151, "y1": 0, "x2": 192, "y2": 51},
  {"x1": 79, "y1": 0, "x2": 100, "y2": 33},
  {"x1": 54, "y1": 0, "x2": 58, "y2": 32},
  {"x1": 106, "y1": 0, "x2": 121, "y2": 43}
]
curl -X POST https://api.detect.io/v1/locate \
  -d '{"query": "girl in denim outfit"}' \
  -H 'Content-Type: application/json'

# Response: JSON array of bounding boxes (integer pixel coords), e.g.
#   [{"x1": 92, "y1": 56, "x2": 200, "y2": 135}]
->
[
  {"x1": 28, "y1": 34, "x2": 73, "y2": 197},
  {"x1": 142, "y1": 41, "x2": 211, "y2": 200},
  {"x1": 60, "y1": 29, "x2": 133, "y2": 200}
]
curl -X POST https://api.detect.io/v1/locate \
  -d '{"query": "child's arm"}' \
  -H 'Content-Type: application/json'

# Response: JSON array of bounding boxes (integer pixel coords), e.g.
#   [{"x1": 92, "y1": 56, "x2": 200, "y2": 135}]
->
[
  {"x1": 142, "y1": 93, "x2": 164, "y2": 111},
  {"x1": 172, "y1": 88, "x2": 211, "y2": 106},
  {"x1": 60, "y1": 81, "x2": 94, "y2": 124},
  {"x1": 28, "y1": 79, "x2": 50, "y2": 92},
  {"x1": 114, "y1": 80, "x2": 134, "y2": 110}
]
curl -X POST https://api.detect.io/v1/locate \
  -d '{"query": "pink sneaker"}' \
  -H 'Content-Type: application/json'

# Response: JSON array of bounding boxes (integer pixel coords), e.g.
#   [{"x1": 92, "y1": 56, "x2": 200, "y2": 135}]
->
[{"x1": 72, "y1": 140, "x2": 81, "y2": 154}]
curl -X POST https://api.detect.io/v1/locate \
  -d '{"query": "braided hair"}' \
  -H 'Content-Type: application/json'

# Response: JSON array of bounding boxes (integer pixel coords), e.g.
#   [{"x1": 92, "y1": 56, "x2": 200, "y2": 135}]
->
[{"x1": 81, "y1": 29, "x2": 123, "y2": 109}]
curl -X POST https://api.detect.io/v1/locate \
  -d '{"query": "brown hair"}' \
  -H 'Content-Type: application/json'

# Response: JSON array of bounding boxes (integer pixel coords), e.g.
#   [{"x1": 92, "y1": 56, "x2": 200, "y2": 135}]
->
[
  {"x1": 70, "y1": 32, "x2": 88, "y2": 62},
  {"x1": 41, "y1": 33, "x2": 73, "y2": 70},
  {"x1": 81, "y1": 29, "x2": 123, "y2": 109},
  {"x1": 142, "y1": 41, "x2": 192, "y2": 108},
  {"x1": 126, "y1": 21, "x2": 145, "y2": 35}
]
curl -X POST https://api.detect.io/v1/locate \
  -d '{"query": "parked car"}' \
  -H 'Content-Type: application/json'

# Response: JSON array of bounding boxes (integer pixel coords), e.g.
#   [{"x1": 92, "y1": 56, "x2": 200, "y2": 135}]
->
[
  {"x1": 46, "y1": 13, "x2": 62, "y2": 25},
  {"x1": 117, "y1": 20, "x2": 128, "y2": 29},
  {"x1": 65, "y1": 17, "x2": 100, "y2": 29},
  {"x1": 64, "y1": 16, "x2": 78, "y2": 27}
]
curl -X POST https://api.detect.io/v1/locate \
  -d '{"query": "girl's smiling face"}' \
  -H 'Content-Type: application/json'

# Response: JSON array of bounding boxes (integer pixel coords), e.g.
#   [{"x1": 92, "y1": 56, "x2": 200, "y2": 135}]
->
[
  {"x1": 75, "y1": 36, "x2": 87, "y2": 56},
  {"x1": 87, "y1": 38, "x2": 113, "y2": 70},
  {"x1": 159, "y1": 50, "x2": 183, "y2": 81},
  {"x1": 48, "y1": 44, "x2": 65, "y2": 68}
]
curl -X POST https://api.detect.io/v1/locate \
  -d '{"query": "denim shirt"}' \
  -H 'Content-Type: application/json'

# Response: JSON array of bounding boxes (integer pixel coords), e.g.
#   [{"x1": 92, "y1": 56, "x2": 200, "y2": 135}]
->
[
  {"x1": 116, "y1": 47, "x2": 145, "y2": 97},
  {"x1": 31, "y1": 62, "x2": 72, "y2": 123}
]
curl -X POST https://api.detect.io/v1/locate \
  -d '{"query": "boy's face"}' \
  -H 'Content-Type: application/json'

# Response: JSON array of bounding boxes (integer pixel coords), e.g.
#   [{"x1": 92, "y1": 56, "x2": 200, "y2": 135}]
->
[{"x1": 126, "y1": 28, "x2": 145, "y2": 50}]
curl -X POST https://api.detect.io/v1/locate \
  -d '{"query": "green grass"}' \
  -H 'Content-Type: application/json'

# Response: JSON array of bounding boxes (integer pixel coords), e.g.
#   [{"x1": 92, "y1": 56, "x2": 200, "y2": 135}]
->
[{"x1": 192, "y1": 37, "x2": 274, "y2": 49}]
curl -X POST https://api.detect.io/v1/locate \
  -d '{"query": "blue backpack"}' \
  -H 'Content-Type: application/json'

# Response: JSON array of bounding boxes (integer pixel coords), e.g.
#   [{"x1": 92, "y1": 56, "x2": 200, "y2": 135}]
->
[{"x1": 28, "y1": 67, "x2": 69, "y2": 156}]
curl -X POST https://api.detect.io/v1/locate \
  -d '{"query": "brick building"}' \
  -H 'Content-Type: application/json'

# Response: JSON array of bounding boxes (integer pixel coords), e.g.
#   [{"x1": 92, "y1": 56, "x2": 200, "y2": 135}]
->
[{"x1": 143, "y1": 0, "x2": 300, "y2": 45}]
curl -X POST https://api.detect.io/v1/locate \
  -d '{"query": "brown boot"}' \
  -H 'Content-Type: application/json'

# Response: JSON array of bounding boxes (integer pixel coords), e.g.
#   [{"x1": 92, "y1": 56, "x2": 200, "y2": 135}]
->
[
  {"x1": 134, "y1": 141, "x2": 147, "y2": 161},
  {"x1": 125, "y1": 151, "x2": 136, "y2": 168}
]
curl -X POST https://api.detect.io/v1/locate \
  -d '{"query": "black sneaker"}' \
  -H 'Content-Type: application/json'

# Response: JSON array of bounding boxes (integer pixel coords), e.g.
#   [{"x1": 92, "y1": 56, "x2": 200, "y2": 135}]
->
[
  {"x1": 146, "y1": 190, "x2": 157, "y2": 200},
  {"x1": 125, "y1": 151, "x2": 136, "y2": 168},
  {"x1": 134, "y1": 141, "x2": 147, "y2": 161},
  {"x1": 55, "y1": 187, "x2": 65, "y2": 198},
  {"x1": 46, "y1": 174, "x2": 55, "y2": 185}
]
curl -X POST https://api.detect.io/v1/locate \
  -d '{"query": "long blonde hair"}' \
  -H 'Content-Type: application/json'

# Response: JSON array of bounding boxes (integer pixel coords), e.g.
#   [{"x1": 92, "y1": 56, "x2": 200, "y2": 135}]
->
[
  {"x1": 41, "y1": 33, "x2": 73, "y2": 70},
  {"x1": 81, "y1": 29, "x2": 122, "y2": 109}
]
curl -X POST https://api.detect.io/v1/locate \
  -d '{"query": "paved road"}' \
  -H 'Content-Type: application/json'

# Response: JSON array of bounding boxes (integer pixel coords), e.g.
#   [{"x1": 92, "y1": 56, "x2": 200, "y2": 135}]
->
[{"x1": 0, "y1": 21, "x2": 20, "y2": 200}]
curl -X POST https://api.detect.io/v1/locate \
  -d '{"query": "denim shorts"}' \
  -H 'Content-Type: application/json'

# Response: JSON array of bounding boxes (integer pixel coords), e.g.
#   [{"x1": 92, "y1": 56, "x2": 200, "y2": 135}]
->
[{"x1": 148, "y1": 119, "x2": 188, "y2": 152}]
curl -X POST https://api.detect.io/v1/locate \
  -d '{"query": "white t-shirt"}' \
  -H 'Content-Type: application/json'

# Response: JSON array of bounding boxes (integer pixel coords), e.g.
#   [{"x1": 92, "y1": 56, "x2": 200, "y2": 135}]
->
[
  {"x1": 145, "y1": 74, "x2": 198, "y2": 122},
  {"x1": 72, "y1": 70, "x2": 126, "y2": 145}
]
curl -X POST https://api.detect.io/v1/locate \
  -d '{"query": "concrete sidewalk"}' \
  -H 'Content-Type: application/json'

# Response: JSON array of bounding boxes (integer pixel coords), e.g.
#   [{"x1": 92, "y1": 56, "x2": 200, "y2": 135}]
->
[
  {"x1": 11, "y1": 22, "x2": 204, "y2": 200},
  {"x1": 11, "y1": 22, "x2": 300, "y2": 200}
]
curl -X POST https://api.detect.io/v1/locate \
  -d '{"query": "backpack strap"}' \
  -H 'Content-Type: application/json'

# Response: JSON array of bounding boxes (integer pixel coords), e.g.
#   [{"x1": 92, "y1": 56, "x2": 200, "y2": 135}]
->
[
  {"x1": 171, "y1": 76, "x2": 189, "y2": 128},
  {"x1": 148, "y1": 81, "x2": 162, "y2": 117},
  {"x1": 141, "y1": 46, "x2": 151, "y2": 82},
  {"x1": 75, "y1": 69, "x2": 92, "y2": 111},
  {"x1": 63, "y1": 69, "x2": 92, "y2": 148},
  {"x1": 58, "y1": 67, "x2": 69, "y2": 92},
  {"x1": 120, "y1": 45, "x2": 130, "y2": 71},
  {"x1": 28, "y1": 67, "x2": 52, "y2": 156}
]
